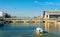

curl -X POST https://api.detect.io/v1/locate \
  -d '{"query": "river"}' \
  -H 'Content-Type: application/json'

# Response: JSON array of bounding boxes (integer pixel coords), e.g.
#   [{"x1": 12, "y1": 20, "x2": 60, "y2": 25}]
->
[{"x1": 0, "y1": 24, "x2": 60, "y2": 37}]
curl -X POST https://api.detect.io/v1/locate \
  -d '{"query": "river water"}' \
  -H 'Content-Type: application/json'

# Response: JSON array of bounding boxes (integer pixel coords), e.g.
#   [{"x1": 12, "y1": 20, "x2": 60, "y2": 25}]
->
[{"x1": 0, "y1": 24, "x2": 60, "y2": 37}]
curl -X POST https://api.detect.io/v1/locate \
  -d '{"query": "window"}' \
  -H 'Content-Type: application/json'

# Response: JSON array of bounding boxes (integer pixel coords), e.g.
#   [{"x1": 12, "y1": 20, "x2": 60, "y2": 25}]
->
[
  {"x1": 46, "y1": 15, "x2": 48, "y2": 18},
  {"x1": 49, "y1": 15, "x2": 60, "y2": 18}
]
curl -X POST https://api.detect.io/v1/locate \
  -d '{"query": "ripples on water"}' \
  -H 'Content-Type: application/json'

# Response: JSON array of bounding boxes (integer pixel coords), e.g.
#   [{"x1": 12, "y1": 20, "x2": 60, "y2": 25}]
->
[{"x1": 0, "y1": 24, "x2": 60, "y2": 37}]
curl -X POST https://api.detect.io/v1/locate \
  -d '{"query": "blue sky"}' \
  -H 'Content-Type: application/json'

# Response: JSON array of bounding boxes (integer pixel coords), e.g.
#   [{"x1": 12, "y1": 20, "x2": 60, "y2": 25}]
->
[{"x1": 0, "y1": 0, "x2": 60, "y2": 17}]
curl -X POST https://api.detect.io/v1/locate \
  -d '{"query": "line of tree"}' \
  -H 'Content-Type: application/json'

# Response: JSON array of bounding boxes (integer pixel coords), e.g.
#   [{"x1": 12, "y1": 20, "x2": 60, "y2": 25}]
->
[{"x1": 5, "y1": 13, "x2": 11, "y2": 18}]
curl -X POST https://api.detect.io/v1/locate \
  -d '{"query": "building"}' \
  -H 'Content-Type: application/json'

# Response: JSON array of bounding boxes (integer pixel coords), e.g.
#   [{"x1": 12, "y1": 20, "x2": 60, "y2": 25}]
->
[
  {"x1": 0, "y1": 11, "x2": 5, "y2": 18},
  {"x1": 43, "y1": 10, "x2": 60, "y2": 19},
  {"x1": 43, "y1": 10, "x2": 60, "y2": 32}
]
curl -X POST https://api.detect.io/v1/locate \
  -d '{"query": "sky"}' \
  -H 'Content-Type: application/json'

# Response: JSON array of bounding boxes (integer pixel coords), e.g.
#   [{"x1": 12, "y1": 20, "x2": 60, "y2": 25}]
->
[{"x1": 0, "y1": 0, "x2": 60, "y2": 17}]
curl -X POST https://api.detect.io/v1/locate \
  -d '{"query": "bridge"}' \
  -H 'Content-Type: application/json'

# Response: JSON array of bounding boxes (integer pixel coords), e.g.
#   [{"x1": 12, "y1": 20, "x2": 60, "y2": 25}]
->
[
  {"x1": 3, "y1": 18, "x2": 60, "y2": 32},
  {"x1": 1, "y1": 17, "x2": 60, "y2": 33},
  {"x1": 4, "y1": 18, "x2": 43, "y2": 24}
]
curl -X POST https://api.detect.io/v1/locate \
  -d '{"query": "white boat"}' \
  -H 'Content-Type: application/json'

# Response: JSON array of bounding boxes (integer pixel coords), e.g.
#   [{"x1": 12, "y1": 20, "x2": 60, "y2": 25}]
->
[
  {"x1": 35, "y1": 27, "x2": 43, "y2": 35},
  {"x1": 35, "y1": 27, "x2": 48, "y2": 35}
]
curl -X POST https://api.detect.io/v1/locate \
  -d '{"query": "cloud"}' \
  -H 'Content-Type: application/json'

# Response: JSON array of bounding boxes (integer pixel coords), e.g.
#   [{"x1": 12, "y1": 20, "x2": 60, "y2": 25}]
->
[
  {"x1": 34, "y1": 1, "x2": 54, "y2": 5},
  {"x1": 34, "y1": 0, "x2": 60, "y2": 6},
  {"x1": 39, "y1": 2, "x2": 55, "y2": 5},
  {"x1": 39, "y1": 2, "x2": 60, "y2": 5},
  {"x1": 41, "y1": 2, "x2": 60, "y2": 6},
  {"x1": 45, "y1": 2, "x2": 54, "y2": 4},
  {"x1": 34, "y1": 0, "x2": 39, "y2": 4}
]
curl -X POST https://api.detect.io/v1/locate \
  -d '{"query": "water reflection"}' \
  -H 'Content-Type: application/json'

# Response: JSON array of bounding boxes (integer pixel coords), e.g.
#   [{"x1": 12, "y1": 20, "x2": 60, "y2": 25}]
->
[{"x1": 45, "y1": 22, "x2": 60, "y2": 36}]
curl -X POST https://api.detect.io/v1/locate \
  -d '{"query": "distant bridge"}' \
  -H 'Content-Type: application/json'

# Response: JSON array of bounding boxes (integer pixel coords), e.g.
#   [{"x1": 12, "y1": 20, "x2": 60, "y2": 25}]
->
[{"x1": 4, "y1": 18, "x2": 43, "y2": 24}]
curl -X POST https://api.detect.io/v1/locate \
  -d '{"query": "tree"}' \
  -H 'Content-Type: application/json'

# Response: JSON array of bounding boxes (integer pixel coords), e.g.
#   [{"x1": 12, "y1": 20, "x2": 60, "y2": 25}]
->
[{"x1": 5, "y1": 13, "x2": 11, "y2": 18}]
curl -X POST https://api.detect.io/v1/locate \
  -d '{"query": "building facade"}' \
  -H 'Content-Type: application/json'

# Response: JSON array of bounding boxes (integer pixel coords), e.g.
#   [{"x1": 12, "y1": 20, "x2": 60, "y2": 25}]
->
[
  {"x1": 43, "y1": 10, "x2": 60, "y2": 32},
  {"x1": 43, "y1": 10, "x2": 60, "y2": 19}
]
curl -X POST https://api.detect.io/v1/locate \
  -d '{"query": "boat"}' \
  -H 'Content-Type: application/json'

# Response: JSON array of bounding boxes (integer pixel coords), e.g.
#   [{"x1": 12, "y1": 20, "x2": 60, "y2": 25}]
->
[
  {"x1": 35, "y1": 27, "x2": 43, "y2": 35},
  {"x1": 35, "y1": 27, "x2": 48, "y2": 35}
]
